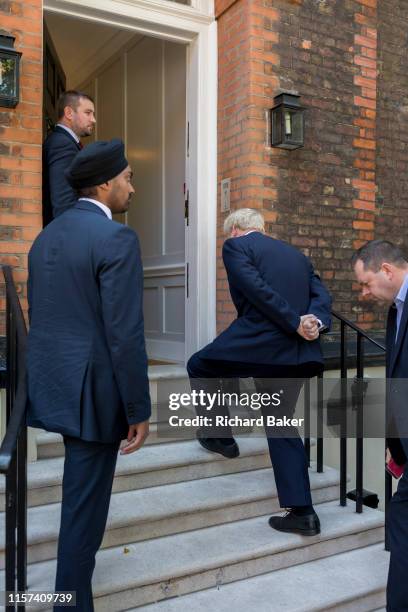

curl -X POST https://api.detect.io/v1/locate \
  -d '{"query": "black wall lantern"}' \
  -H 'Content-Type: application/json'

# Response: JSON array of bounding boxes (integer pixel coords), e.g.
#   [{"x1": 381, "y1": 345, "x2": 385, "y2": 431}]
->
[
  {"x1": 0, "y1": 33, "x2": 22, "y2": 108},
  {"x1": 270, "y1": 93, "x2": 304, "y2": 150}
]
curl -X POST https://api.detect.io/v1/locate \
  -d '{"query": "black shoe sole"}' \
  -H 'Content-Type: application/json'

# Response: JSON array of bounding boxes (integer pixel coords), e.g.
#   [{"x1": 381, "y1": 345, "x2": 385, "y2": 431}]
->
[
  {"x1": 268, "y1": 517, "x2": 320, "y2": 536},
  {"x1": 197, "y1": 437, "x2": 240, "y2": 459}
]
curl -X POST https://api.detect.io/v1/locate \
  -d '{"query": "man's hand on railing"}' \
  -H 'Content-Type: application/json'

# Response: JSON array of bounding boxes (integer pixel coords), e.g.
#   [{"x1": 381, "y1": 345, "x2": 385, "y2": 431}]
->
[
  {"x1": 297, "y1": 314, "x2": 320, "y2": 341},
  {"x1": 120, "y1": 420, "x2": 150, "y2": 455}
]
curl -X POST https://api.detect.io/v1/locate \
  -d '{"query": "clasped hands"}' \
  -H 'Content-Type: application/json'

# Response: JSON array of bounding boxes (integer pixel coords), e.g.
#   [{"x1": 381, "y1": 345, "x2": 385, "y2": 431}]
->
[{"x1": 297, "y1": 314, "x2": 321, "y2": 341}]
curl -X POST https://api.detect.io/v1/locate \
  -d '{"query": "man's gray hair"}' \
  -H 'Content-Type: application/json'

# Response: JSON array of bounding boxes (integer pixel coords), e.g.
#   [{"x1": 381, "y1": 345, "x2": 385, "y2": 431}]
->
[
  {"x1": 223, "y1": 208, "x2": 265, "y2": 235},
  {"x1": 352, "y1": 239, "x2": 407, "y2": 271}
]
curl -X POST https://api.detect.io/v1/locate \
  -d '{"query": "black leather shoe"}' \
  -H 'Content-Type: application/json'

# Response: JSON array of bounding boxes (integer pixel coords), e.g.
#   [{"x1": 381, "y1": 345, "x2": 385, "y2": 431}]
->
[
  {"x1": 268, "y1": 510, "x2": 320, "y2": 536},
  {"x1": 197, "y1": 436, "x2": 240, "y2": 458}
]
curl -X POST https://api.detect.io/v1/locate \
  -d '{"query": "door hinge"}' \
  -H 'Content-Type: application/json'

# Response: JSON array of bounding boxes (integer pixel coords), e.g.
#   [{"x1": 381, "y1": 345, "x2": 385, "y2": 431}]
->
[
  {"x1": 187, "y1": 121, "x2": 190, "y2": 158},
  {"x1": 186, "y1": 262, "x2": 189, "y2": 298},
  {"x1": 184, "y1": 188, "x2": 189, "y2": 226}
]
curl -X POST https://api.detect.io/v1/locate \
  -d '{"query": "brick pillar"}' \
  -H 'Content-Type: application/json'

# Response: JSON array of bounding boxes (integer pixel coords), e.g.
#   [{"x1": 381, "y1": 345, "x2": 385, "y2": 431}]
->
[
  {"x1": 216, "y1": 0, "x2": 251, "y2": 333},
  {"x1": 216, "y1": 0, "x2": 279, "y2": 334},
  {"x1": 352, "y1": 0, "x2": 378, "y2": 328},
  {"x1": 0, "y1": 0, "x2": 43, "y2": 333}
]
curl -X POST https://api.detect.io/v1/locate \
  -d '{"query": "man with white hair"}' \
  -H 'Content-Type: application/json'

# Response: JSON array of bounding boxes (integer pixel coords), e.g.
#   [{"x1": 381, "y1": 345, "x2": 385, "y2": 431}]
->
[{"x1": 187, "y1": 208, "x2": 331, "y2": 536}]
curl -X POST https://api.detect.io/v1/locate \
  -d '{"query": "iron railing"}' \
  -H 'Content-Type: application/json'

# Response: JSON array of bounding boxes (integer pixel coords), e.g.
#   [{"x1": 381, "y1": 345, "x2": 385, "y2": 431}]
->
[
  {"x1": 1, "y1": 266, "x2": 28, "y2": 611},
  {"x1": 304, "y1": 309, "x2": 391, "y2": 518}
]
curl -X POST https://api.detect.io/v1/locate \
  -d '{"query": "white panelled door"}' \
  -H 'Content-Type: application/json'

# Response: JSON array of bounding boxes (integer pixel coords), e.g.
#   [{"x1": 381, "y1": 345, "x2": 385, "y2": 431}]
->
[{"x1": 127, "y1": 38, "x2": 186, "y2": 362}]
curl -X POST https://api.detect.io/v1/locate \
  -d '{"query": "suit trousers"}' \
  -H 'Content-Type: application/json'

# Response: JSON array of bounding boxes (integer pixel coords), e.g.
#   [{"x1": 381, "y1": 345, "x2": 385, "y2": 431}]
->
[
  {"x1": 387, "y1": 437, "x2": 408, "y2": 611},
  {"x1": 187, "y1": 352, "x2": 322, "y2": 508},
  {"x1": 54, "y1": 436, "x2": 120, "y2": 612}
]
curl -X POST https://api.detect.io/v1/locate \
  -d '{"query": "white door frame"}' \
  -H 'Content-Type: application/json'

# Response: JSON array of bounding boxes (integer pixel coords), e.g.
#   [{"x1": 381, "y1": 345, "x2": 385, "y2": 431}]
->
[{"x1": 43, "y1": 0, "x2": 218, "y2": 364}]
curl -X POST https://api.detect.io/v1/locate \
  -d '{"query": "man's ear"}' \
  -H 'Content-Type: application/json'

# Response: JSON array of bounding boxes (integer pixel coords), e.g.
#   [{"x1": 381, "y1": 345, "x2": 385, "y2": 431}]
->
[
  {"x1": 99, "y1": 181, "x2": 111, "y2": 193},
  {"x1": 64, "y1": 105, "x2": 73, "y2": 121},
  {"x1": 380, "y1": 262, "x2": 394, "y2": 278}
]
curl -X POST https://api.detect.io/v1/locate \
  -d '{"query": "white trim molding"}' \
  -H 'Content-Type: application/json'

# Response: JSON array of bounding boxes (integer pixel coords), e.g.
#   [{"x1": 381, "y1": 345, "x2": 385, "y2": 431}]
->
[
  {"x1": 44, "y1": 0, "x2": 214, "y2": 42},
  {"x1": 184, "y1": 19, "x2": 217, "y2": 361}
]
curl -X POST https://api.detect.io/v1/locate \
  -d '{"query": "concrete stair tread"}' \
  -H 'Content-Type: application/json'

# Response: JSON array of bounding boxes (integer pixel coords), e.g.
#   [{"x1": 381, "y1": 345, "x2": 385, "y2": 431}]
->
[
  {"x1": 0, "y1": 464, "x2": 340, "y2": 548},
  {"x1": 147, "y1": 364, "x2": 187, "y2": 380},
  {"x1": 0, "y1": 437, "x2": 270, "y2": 494},
  {"x1": 35, "y1": 431, "x2": 62, "y2": 445},
  {"x1": 35, "y1": 422, "x2": 181, "y2": 446},
  {"x1": 34, "y1": 426, "x2": 196, "y2": 458},
  {"x1": 21, "y1": 502, "x2": 384, "y2": 599},
  {"x1": 134, "y1": 543, "x2": 388, "y2": 612}
]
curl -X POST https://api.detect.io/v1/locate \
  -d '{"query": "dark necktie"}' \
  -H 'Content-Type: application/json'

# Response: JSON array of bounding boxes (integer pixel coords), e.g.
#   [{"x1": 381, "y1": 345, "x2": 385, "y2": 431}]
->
[{"x1": 78, "y1": 142, "x2": 83, "y2": 150}]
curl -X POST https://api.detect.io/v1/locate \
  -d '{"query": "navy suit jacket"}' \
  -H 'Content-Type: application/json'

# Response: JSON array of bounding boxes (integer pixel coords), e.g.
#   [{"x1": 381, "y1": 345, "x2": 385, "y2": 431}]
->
[
  {"x1": 386, "y1": 302, "x2": 408, "y2": 379},
  {"x1": 43, "y1": 126, "x2": 81, "y2": 226},
  {"x1": 26, "y1": 200, "x2": 151, "y2": 443},
  {"x1": 200, "y1": 232, "x2": 332, "y2": 366},
  {"x1": 386, "y1": 302, "x2": 408, "y2": 458}
]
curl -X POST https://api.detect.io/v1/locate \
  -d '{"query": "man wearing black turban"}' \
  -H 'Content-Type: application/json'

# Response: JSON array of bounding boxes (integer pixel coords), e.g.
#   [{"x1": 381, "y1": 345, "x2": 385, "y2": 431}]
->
[{"x1": 27, "y1": 139, "x2": 151, "y2": 610}]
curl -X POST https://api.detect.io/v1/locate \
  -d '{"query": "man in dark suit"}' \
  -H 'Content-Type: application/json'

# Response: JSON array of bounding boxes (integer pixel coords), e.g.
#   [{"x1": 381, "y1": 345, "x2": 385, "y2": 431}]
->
[
  {"x1": 353, "y1": 240, "x2": 408, "y2": 612},
  {"x1": 187, "y1": 208, "x2": 331, "y2": 536},
  {"x1": 43, "y1": 90, "x2": 96, "y2": 226},
  {"x1": 27, "y1": 139, "x2": 151, "y2": 610}
]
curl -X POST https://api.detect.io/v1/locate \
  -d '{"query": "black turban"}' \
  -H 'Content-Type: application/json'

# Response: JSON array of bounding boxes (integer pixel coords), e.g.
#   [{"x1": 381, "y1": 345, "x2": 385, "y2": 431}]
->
[{"x1": 65, "y1": 139, "x2": 128, "y2": 189}]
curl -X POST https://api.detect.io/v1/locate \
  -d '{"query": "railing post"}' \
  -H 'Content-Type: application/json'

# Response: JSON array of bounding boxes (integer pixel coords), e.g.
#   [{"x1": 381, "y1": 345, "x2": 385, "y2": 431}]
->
[
  {"x1": 340, "y1": 320, "x2": 347, "y2": 507},
  {"x1": 355, "y1": 333, "x2": 364, "y2": 513},
  {"x1": 5, "y1": 294, "x2": 17, "y2": 608},
  {"x1": 304, "y1": 379, "x2": 310, "y2": 466},
  {"x1": 17, "y1": 425, "x2": 27, "y2": 593},
  {"x1": 317, "y1": 372, "x2": 324, "y2": 473},
  {"x1": 2, "y1": 266, "x2": 29, "y2": 610}
]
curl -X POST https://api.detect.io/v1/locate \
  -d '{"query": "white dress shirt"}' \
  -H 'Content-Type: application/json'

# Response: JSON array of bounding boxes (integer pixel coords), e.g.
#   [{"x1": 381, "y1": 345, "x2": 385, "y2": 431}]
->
[
  {"x1": 56, "y1": 123, "x2": 80, "y2": 144},
  {"x1": 78, "y1": 198, "x2": 112, "y2": 220},
  {"x1": 394, "y1": 273, "x2": 408, "y2": 341}
]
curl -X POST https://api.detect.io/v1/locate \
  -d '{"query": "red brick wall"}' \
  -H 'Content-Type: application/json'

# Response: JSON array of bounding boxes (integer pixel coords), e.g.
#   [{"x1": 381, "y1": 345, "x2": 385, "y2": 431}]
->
[
  {"x1": 376, "y1": 1, "x2": 408, "y2": 285},
  {"x1": 216, "y1": 0, "x2": 382, "y2": 333},
  {"x1": 216, "y1": 0, "x2": 253, "y2": 332},
  {"x1": 0, "y1": 0, "x2": 43, "y2": 333}
]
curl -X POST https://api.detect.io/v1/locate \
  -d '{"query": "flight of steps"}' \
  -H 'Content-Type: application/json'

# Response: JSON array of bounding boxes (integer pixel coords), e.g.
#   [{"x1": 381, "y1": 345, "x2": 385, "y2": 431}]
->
[{"x1": 0, "y1": 366, "x2": 388, "y2": 611}]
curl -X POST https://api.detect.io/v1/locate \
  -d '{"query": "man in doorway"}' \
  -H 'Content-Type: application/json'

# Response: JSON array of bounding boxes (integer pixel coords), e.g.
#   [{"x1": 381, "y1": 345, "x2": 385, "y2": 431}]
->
[
  {"x1": 187, "y1": 208, "x2": 331, "y2": 536},
  {"x1": 43, "y1": 90, "x2": 96, "y2": 225},
  {"x1": 353, "y1": 240, "x2": 408, "y2": 611},
  {"x1": 27, "y1": 139, "x2": 151, "y2": 610}
]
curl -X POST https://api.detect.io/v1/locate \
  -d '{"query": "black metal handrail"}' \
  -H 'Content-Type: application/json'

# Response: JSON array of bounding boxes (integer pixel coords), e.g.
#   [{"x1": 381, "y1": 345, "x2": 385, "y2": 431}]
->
[
  {"x1": 304, "y1": 308, "x2": 390, "y2": 522},
  {"x1": 1, "y1": 265, "x2": 28, "y2": 610},
  {"x1": 332, "y1": 309, "x2": 388, "y2": 514}
]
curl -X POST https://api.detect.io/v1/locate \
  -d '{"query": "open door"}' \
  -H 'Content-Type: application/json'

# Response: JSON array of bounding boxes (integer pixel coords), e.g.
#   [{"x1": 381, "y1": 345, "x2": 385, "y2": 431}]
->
[
  {"x1": 43, "y1": 21, "x2": 66, "y2": 138},
  {"x1": 44, "y1": 14, "x2": 187, "y2": 364}
]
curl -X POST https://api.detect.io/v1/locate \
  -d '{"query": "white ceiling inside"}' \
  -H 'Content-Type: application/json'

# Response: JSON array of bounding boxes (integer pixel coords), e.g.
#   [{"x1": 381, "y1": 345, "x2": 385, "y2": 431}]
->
[{"x1": 45, "y1": 12, "x2": 143, "y2": 88}]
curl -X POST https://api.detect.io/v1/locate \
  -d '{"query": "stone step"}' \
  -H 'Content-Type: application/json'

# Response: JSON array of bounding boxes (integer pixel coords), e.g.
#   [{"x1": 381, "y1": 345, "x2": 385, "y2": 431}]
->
[
  {"x1": 1, "y1": 437, "x2": 275, "y2": 508},
  {"x1": 0, "y1": 463, "x2": 340, "y2": 567},
  {"x1": 19, "y1": 502, "x2": 384, "y2": 611},
  {"x1": 35, "y1": 421, "x2": 256, "y2": 459},
  {"x1": 147, "y1": 364, "x2": 187, "y2": 383},
  {"x1": 135, "y1": 543, "x2": 388, "y2": 612},
  {"x1": 33, "y1": 364, "x2": 189, "y2": 460},
  {"x1": 36, "y1": 424, "x2": 189, "y2": 459}
]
